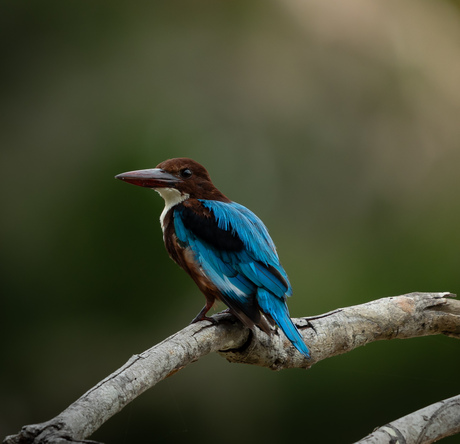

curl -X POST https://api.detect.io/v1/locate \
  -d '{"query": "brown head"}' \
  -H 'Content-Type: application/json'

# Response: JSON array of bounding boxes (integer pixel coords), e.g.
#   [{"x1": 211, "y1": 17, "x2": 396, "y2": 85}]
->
[{"x1": 115, "y1": 157, "x2": 229, "y2": 201}]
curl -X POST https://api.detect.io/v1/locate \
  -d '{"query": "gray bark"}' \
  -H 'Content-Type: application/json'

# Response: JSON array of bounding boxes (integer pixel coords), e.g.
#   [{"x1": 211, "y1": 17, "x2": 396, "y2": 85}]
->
[
  {"x1": 4, "y1": 292, "x2": 460, "y2": 444},
  {"x1": 356, "y1": 394, "x2": 460, "y2": 444}
]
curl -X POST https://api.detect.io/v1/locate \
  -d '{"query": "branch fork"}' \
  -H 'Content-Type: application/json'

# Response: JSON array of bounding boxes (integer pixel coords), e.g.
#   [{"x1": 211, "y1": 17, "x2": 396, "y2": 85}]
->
[{"x1": 4, "y1": 292, "x2": 459, "y2": 444}]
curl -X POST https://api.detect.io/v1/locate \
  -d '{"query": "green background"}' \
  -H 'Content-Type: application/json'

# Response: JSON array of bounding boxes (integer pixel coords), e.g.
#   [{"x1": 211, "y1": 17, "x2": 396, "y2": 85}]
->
[{"x1": 2, "y1": 1, "x2": 460, "y2": 443}]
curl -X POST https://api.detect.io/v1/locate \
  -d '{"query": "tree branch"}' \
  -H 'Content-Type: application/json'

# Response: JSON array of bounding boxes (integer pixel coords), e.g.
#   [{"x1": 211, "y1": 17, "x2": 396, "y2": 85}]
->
[
  {"x1": 355, "y1": 393, "x2": 460, "y2": 444},
  {"x1": 4, "y1": 292, "x2": 459, "y2": 444}
]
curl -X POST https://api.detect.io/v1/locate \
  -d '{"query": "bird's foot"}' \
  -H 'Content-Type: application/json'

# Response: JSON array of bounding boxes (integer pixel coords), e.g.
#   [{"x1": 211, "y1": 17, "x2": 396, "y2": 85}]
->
[{"x1": 190, "y1": 314, "x2": 218, "y2": 325}]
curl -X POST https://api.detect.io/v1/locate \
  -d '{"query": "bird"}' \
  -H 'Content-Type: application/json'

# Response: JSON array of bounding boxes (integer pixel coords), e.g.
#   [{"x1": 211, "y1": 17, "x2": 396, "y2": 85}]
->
[{"x1": 115, "y1": 157, "x2": 310, "y2": 358}]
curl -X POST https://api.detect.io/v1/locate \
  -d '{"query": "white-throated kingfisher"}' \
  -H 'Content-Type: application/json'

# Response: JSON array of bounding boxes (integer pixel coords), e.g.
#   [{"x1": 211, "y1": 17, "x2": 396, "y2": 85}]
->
[{"x1": 116, "y1": 158, "x2": 310, "y2": 358}]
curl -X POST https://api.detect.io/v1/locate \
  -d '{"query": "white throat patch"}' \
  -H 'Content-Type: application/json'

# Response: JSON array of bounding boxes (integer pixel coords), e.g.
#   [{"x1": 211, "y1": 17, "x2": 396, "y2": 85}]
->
[{"x1": 155, "y1": 188, "x2": 189, "y2": 230}]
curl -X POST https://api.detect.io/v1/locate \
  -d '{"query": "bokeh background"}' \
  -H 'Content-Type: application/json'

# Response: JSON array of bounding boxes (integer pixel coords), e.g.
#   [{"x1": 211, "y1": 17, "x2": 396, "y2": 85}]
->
[{"x1": 2, "y1": 1, "x2": 460, "y2": 442}]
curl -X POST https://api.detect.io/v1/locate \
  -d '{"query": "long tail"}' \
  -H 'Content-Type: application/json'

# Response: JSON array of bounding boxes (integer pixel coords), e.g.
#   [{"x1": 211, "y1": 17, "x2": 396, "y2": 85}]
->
[{"x1": 257, "y1": 289, "x2": 310, "y2": 358}]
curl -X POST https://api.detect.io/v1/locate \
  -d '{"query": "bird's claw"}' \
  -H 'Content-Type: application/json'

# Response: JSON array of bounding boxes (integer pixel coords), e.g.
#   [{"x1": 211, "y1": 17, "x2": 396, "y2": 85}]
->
[{"x1": 190, "y1": 315, "x2": 218, "y2": 325}]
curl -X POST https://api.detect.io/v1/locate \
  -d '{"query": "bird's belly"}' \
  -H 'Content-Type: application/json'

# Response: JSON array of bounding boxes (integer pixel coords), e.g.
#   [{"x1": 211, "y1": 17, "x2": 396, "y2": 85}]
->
[{"x1": 169, "y1": 241, "x2": 223, "y2": 302}]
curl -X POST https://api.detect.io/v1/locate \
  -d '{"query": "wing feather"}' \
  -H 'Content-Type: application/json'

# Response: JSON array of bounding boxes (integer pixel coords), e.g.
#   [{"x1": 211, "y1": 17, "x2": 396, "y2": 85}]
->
[
  {"x1": 174, "y1": 200, "x2": 291, "y2": 304},
  {"x1": 172, "y1": 199, "x2": 309, "y2": 357}
]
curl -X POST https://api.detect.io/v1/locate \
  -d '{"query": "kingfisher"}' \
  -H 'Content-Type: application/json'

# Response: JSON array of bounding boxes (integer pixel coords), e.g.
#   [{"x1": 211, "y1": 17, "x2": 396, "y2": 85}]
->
[{"x1": 116, "y1": 158, "x2": 310, "y2": 358}]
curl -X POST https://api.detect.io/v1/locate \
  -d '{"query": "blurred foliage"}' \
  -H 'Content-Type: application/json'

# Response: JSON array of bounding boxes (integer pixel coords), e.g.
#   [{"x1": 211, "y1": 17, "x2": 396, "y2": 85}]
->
[{"x1": 1, "y1": 0, "x2": 460, "y2": 443}]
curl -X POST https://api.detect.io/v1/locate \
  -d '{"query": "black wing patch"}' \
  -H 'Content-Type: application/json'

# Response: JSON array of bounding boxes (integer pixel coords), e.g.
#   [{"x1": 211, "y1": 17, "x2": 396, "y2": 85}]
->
[{"x1": 179, "y1": 205, "x2": 244, "y2": 252}]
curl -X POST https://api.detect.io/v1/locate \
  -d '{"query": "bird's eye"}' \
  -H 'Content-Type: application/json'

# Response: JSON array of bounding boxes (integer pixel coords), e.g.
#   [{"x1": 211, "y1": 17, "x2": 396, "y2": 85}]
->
[{"x1": 180, "y1": 168, "x2": 193, "y2": 179}]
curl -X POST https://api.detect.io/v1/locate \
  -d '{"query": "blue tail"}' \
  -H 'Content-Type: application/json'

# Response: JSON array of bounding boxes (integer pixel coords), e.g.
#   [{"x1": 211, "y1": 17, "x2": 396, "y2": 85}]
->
[{"x1": 257, "y1": 289, "x2": 310, "y2": 358}]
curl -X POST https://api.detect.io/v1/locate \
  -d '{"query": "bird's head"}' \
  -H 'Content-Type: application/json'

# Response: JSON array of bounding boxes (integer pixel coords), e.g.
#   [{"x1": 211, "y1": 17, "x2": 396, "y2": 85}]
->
[{"x1": 115, "y1": 157, "x2": 229, "y2": 202}]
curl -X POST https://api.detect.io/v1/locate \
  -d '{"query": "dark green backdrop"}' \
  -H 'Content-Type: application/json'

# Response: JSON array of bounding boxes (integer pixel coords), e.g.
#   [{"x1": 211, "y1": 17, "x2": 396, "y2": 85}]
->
[{"x1": 2, "y1": 1, "x2": 460, "y2": 443}]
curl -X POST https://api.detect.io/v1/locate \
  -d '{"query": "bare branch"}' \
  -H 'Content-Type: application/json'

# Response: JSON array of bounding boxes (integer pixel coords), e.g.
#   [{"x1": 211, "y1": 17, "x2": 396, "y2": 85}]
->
[
  {"x1": 356, "y1": 394, "x2": 460, "y2": 444},
  {"x1": 222, "y1": 291, "x2": 460, "y2": 369},
  {"x1": 4, "y1": 292, "x2": 459, "y2": 444}
]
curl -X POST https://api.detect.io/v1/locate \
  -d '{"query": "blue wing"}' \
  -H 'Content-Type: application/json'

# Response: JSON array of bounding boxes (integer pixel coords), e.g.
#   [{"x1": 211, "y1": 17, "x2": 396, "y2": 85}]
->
[{"x1": 174, "y1": 199, "x2": 310, "y2": 358}]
